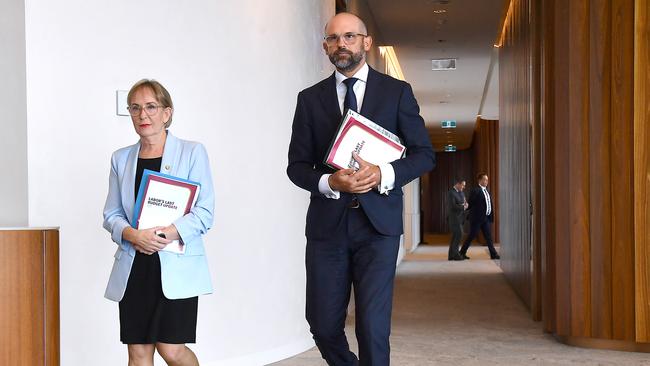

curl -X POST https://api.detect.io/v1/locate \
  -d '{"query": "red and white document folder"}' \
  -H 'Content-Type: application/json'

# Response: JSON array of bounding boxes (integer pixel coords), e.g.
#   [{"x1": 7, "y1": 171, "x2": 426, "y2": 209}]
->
[
  {"x1": 132, "y1": 170, "x2": 201, "y2": 254},
  {"x1": 324, "y1": 110, "x2": 406, "y2": 170}
]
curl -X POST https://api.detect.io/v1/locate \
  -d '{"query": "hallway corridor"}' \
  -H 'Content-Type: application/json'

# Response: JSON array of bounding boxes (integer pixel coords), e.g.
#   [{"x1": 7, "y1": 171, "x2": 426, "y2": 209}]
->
[{"x1": 274, "y1": 246, "x2": 650, "y2": 365}]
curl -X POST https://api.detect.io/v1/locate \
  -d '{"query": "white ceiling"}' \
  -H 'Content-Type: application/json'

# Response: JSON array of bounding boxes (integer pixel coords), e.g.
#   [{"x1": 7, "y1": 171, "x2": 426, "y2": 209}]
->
[{"x1": 366, "y1": 0, "x2": 505, "y2": 149}]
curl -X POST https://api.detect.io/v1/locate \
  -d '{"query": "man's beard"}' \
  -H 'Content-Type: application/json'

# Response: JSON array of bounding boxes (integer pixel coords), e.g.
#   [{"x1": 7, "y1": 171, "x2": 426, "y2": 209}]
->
[{"x1": 329, "y1": 49, "x2": 364, "y2": 72}]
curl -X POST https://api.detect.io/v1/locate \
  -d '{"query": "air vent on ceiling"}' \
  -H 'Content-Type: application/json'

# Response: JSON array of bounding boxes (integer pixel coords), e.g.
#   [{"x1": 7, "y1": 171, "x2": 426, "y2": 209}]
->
[{"x1": 432, "y1": 58, "x2": 457, "y2": 70}]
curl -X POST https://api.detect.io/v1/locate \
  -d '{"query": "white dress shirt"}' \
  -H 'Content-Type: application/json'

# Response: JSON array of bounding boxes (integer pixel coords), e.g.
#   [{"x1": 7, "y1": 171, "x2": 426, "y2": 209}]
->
[
  {"x1": 318, "y1": 63, "x2": 396, "y2": 199},
  {"x1": 481, "y1": 186, "x2": 492, "y2": 216}
]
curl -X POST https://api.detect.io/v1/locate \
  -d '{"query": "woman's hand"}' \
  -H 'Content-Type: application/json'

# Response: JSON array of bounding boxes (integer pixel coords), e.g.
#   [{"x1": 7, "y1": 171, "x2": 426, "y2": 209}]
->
[
  {"x1": 123, "y1": 226, "x2": 171, "y2": 255},
  {"x1": 157, "y1": 224, "x2": 181, "y2": 241}
]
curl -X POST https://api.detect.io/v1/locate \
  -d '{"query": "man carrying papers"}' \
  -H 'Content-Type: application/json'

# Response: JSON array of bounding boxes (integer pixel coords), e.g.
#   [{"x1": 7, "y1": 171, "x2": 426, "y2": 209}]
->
[{"x1": 287, "y1": 12, "x2": 435, "y2": 366}]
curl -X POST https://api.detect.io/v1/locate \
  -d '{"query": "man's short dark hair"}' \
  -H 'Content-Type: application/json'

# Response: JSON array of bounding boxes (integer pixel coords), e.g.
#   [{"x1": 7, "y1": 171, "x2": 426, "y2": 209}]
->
[
  {"x1": 452, "y1": 177, "x2": 464, "y2": 185},
  {"x1": 477, "y1": 173, "x2": 488, "y2": 181}
]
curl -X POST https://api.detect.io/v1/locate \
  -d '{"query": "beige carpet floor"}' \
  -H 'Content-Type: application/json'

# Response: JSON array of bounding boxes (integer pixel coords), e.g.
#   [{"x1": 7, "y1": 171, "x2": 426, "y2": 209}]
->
[{"x1": 272, "y1": 245, "x2": 650, "y2": 365}]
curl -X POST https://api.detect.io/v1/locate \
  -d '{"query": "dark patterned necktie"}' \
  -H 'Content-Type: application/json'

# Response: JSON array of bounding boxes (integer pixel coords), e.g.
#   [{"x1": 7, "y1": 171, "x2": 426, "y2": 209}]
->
[{"x1": 343, "y1": 77, "x2": 358, "y2": 112}]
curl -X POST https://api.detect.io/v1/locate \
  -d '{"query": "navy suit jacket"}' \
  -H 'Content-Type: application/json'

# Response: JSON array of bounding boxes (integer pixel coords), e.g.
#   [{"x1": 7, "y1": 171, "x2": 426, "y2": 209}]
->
[
  {"x1": 466, "y1": 187, "x2": 494, "y2": 224},
  {"x1": 287, "y1": 67, "x2": 435, "y2": 239}
]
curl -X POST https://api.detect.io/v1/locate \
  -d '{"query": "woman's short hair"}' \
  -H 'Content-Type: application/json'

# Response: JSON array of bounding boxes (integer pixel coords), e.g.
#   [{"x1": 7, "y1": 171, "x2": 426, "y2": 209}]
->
[{"x1": 127, "y1": 79, "x2": 174, "y2": 128}]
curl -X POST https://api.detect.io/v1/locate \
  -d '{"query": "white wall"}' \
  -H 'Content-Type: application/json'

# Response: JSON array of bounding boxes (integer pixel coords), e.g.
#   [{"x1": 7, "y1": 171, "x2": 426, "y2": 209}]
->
[
  {"x1": 23, "y1": 1, "x2": 333, "y2": 365},
  {"x1": 0, "y1": 0, "x2": 28, "y2": 226},
  {"x1": 402, "y1": 178, "x2": 421, "y2": 253}
]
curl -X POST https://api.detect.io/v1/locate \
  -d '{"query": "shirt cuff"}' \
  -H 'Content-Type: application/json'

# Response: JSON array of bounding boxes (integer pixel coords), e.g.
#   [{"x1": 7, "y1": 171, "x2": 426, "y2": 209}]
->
[
  {"x1": 378, "y1": 164, "x2": 395, "y2": 195},
  {"x1": 318, "y1": 174, "x2": 340, "y2": 199}
]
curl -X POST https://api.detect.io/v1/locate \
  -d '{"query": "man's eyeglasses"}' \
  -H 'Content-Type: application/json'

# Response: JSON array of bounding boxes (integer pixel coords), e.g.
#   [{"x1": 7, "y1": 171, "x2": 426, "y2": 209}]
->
[
  {"x1": 324, "y1": 32, "x2": 367, "y2": 46},
  {"x1": 127, "y1": 103, "x2": 168, "y2": 116}
]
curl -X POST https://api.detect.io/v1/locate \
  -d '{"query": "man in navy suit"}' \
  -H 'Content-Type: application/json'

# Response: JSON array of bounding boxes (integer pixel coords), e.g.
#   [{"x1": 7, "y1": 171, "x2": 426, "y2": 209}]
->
[
  {"x1": 287, "y1": 12, "x2": 435, "y2": 366},
  {"x1": 459, "y1": 173, "x2": 500, "y2": 260}
]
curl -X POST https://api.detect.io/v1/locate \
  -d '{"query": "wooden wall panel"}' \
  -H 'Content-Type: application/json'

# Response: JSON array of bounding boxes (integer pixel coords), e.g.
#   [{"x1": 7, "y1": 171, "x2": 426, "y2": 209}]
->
[
  {"x1": 530, "y1": 0, "x2": 543, "y2": 322},
  {"x1": 538, "y1": 0, "x2": 642, "y2": 349},
  {"x1": 567, "y1": 0, "x2": 592, "y2": 339},
  {"x1": 44, "y1": 231, "x2": 60, "y2": 365},
  {"x1": 498, "y1": 0, "x2": 535, "y2": 312},
  {"x1": 0, "y1": 229, "x2": 60, "y2": 366},
  {"x1": 541, "y1": 0, "x2": 557, "y2": 333},
  {"x1": 635, "y1": 0, "x2": 650, "y2": 343},
  {"x1": 611, "y1": 0, "x2": 636, "y2": 342},
  {"x1": 588, "y1": 0, "x2": 613, "y2": 340},
  {"x1": 0, "y1": 231, "x2": 45, "y2": 366}
]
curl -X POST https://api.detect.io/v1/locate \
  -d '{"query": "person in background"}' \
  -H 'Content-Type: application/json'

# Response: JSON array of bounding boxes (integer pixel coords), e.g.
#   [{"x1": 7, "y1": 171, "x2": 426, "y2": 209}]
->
[
  {"x1": 447, "y1": 178, "x2": 468, "y2": 261},
  {"x1": 103, "y1": 79, "x2": 214, "y2": 366},
  {"x1": 459, "y1": 173, "x2": 500, "y2": 260}
]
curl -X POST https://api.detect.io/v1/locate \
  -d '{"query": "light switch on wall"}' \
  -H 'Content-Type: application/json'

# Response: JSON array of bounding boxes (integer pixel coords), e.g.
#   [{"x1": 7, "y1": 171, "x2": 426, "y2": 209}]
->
[{"x1": 116, "y1": 90, "x2": 129, "y2": 116}]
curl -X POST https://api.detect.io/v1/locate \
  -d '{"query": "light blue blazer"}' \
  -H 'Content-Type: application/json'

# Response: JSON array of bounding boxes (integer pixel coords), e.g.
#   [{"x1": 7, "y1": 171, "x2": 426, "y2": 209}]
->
[{"x1": 103, "y1": 131, "x2": 214, "y2": 301}]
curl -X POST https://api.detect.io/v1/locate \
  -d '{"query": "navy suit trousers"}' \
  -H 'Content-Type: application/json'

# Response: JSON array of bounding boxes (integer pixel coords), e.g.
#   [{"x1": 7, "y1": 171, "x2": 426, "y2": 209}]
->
[
  {"x1": 460, "y1": 216, "x2": 498, "y2": 257},
  {"x1": 305, "y1": 206, "x2": 400, "y2": 366}
]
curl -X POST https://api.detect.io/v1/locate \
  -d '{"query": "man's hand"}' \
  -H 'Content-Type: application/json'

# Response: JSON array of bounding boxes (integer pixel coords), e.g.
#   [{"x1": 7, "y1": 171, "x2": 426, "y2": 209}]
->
[{"x1": 328, "y1": 152, "x2": 381, "y2": 194}]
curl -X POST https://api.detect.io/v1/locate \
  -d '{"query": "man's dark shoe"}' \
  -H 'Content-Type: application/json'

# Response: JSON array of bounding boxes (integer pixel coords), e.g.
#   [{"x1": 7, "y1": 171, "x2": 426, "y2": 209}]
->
[
  {"x1": 460, "y1": 253, "x2": 470, "y2": 260},
  {"x1": 491, "y1": 254, "x2": 501, "y2": 260}
]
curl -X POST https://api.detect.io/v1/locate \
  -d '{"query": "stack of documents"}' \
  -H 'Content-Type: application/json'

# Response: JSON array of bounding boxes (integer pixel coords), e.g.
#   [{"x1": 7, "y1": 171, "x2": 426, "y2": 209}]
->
[
  {"x1": 133, "y1": 170, "x2": 201, "y2": 254},
  {"x1": 324, "y1": 110, "x2": 406, "y2": 170}
]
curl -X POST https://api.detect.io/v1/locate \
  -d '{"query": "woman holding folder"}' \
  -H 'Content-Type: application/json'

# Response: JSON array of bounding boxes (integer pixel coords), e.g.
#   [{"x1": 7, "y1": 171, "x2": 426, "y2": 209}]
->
[{"x1": 103, "y1": 79, "x2": 214, "y2": 366}]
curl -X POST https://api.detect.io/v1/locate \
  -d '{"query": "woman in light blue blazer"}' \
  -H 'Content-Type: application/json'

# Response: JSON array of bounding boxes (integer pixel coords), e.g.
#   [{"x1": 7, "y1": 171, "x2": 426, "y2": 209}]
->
[{"x1": 103, "y1": 79, "x2": 214, "y2": 366}]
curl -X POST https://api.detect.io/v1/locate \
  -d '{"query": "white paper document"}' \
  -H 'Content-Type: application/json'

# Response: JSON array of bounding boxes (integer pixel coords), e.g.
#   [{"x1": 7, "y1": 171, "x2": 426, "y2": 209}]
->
[
  {"x1": 133, "y1": 170, "x2": 201, "y2": 254},
  {"x1": 324, "y1": 110, "x2": 406, "y2": 170}
]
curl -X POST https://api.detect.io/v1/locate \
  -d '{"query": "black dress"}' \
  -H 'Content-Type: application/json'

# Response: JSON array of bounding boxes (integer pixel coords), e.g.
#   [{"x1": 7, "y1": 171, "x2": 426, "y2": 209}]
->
[{"x1": 119, "y1": 157, "x2": 198, "y2": 344}]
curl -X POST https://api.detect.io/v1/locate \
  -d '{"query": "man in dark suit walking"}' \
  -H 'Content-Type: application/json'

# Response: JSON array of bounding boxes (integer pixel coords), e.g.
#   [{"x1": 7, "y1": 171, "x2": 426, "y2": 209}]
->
[
  {"x1": 447, "y1": 179, "x2": 468, "y2": 260},
  {"x1": 287, "y1": 12, "x2": 435, "y2": 366},
  {"x1": 459, "y1": 173, "x2": 500, "y2": 260}
]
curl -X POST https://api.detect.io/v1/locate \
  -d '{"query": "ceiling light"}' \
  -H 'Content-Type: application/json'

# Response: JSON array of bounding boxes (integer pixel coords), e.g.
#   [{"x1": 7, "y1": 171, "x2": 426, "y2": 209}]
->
[{"x1": 434, "y1": 9, "x2": 447, "y2": 14}]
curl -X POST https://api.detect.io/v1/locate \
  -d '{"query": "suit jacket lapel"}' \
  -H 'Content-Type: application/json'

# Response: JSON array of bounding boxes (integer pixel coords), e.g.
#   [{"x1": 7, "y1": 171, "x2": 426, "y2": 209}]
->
[
  {"x1": 123, "y1": 142, "x2": 140, "y2": 224},
  {"x1": 319, "y1": 73, "x2": 341, "y2": 121},
  {"x1": 161, "y1": 131, "x2": 179, "y2": 176},
  {"x1": 360, "y1": 67, "x2": 380, "y2": 117}
]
